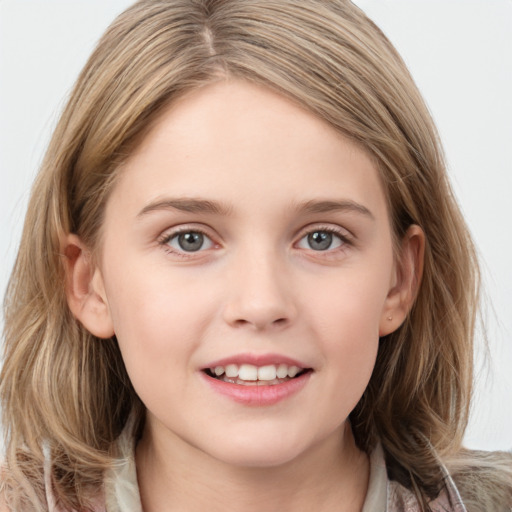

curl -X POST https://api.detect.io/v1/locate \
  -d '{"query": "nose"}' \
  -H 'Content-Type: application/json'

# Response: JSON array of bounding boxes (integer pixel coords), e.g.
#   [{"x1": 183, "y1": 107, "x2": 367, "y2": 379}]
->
[{"x1": 222, "y1": 249, "x2": 297, "y2": 331}]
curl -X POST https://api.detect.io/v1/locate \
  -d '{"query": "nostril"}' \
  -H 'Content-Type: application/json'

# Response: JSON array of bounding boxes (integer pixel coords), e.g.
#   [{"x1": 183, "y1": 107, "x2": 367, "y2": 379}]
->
[
  {"x1": 222, "y1": 293, "x2": 296, "y2": 330},
  {"x1": 230, "y1": 317, "x2": 289, "y2": 330}
]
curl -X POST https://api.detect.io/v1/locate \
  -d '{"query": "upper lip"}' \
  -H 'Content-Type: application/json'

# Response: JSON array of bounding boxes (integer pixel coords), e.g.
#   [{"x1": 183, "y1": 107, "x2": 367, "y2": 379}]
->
[{"x1": 202, "y1": 353, "x2": 311, "y2": 370}]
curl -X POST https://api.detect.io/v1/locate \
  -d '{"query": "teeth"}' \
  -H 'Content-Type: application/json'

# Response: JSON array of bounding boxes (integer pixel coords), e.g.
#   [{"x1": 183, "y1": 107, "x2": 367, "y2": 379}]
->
[
  {"x1": 288, "y1": 366, "x2": 300, "y2": 378},
  {"x1": 276, "y1": 364, "x2": 288, "y2": 379},
  {"x1": 225, "y1": 364, "x2": 238, "y2": 378},
  {"x1": 208, "y1": 363, "x2": 305, "y2": 381},
  {"x1": 238, "y1": 364, "x2": 258, "y2": 381},
  {"x1": 258, "y1": 365, "x2": 277, "y2": 381}
]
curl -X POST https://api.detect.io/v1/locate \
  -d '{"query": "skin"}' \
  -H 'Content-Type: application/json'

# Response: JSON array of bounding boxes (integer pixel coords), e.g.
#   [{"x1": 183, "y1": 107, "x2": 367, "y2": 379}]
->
[{"x1": 65, "y1": 79, "x2": 424, "y2": 512}]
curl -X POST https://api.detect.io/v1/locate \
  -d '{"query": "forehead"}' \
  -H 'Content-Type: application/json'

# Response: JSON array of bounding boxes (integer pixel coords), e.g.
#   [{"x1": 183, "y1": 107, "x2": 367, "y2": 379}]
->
[{"x1": 108, "y1": 79, "x2": 388, "y2": 222}]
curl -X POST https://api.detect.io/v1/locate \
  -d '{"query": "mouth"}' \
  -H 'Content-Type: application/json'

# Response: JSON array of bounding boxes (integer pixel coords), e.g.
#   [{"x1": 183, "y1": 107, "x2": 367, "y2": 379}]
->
[
  {"x1": 203, "y1": 363, "x2": 312, "y2": 386},
  {"x1": 200, "y1": 357, "x2": 313, "y2": 406}
]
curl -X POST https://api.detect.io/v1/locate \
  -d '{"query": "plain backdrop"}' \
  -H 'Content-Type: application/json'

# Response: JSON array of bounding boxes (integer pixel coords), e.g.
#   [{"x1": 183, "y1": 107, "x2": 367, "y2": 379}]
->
[{"x1": 0, "y1": 0, "x2": 511, "y2": 451}]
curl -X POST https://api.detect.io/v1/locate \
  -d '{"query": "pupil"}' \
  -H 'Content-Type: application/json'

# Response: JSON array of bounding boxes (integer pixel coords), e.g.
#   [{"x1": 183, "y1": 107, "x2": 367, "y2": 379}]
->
[
  {"x1": 178, "y1": 232, "x2": 204, "y2": 252},
  {"x1": 308, "y1": 231, "x2": 332, "y2": 251}
]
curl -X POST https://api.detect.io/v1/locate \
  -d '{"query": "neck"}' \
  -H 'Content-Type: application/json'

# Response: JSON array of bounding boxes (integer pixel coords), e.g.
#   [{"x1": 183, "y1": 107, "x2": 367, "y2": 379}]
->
[{"x1": 135, "y1": 421, "x2": 370, "y2": 512}]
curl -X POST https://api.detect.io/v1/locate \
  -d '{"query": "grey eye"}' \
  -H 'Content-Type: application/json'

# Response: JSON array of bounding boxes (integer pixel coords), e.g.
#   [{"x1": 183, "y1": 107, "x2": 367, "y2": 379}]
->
[
  {"x1": 168, "y1": 231, "x2": 213, "y2": 252},
  {"x1": 297, "y1": 230, "x2": 343, "y2": 251}
]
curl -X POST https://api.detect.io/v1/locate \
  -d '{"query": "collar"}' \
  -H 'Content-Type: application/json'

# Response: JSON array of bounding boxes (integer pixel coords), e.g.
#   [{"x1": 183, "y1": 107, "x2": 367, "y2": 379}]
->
[{"x1": 104, "y1": 424, "x2": 467, "y2": 512}]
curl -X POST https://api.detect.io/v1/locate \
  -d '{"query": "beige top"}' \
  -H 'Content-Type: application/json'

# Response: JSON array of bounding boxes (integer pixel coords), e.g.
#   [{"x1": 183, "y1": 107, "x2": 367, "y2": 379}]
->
[
  {"x1": 97, "y1": 425, "x2": 467, "y2": 512},
  {"x1": 45, "y1": 421, "x2": 467, "y2": 512}
]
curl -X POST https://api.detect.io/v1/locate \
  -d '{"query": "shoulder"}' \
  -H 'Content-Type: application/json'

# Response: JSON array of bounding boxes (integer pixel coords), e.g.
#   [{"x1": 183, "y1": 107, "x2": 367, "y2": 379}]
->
[
  {"x1": 0, "y1": 496, "x2": 10, "y2": 512},
  {"x1": 447, "y1": 449, "x2": 512, "y2": 512},
  {"x1": 388, "y1": 479, "x2": 466, "y2": 512},
  {"x1": 0, "y1": 469, "x2": 11, "y2": 512},
  {"x1": 387, "y1": 449, "x2": 512, "y2": 512},
  {"x1": 0, "y1": 492, "x2": 9, "y2": 512},
  {"x1": 0, "y1": 463, "x2": 50, "y2": 512}
]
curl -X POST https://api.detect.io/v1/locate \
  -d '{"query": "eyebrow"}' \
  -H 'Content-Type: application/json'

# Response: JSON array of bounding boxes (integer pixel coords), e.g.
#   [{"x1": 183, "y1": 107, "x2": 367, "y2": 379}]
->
[
  {"x1": 137, "y1": 197, "x2": 373, "y2": 219},
  {"x1": 294, "y1": 199, "x2": 374, "y2": 219},
  {"x1": 137, "y1": 198, "x2": 232, "y2": 218}
]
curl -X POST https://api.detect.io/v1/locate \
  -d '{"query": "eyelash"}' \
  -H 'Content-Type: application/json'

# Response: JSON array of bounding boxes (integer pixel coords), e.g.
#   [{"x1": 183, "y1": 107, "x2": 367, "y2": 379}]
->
[
  {"x1": 295, "y1": 225, "x2": 352, "y2": 253},
  {"x1": 158, "y1": 226, "x2": 216, "y2": 259},
  {"x1": 157, "y1": 224, "x2": 353, "y2": 259}
]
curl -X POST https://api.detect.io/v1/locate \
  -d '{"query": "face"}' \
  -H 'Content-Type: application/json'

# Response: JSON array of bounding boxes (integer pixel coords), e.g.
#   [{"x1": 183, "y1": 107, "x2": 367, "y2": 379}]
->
[{"x1": 89, "y1": 80, "x2": 403, "y2": 468}]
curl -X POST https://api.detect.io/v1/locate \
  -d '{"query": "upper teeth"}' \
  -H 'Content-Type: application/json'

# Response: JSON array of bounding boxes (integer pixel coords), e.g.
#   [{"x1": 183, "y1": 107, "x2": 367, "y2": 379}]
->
[{"x1": 211, "y1": 363, "x2": 301, "y2": 381}]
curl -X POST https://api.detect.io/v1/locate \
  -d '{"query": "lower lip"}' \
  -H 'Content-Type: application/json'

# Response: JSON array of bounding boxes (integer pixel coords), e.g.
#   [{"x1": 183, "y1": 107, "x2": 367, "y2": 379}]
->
[{"x1": 200, "y1": 371, "x2": 312, "y2": 406}]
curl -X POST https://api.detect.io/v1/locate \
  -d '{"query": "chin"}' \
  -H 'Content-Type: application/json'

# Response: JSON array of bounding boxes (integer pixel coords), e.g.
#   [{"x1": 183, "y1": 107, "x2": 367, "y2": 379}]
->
[{"x1": 201, "y1": 428, "x2": 314, "y2": 469}]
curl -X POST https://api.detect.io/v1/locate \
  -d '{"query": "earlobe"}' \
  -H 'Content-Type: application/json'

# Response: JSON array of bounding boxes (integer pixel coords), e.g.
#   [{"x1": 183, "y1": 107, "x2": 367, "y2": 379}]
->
[
  {"x1": 379, "y1": 225, "x2": 425, "y2": 336},
  {"x1": 62, "y1": 234, "x2": 115, "y2": 339}
]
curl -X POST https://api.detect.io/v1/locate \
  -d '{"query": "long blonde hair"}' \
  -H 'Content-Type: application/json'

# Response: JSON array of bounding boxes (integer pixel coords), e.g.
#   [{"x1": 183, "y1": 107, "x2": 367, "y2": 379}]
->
[{"x1": 1, "y1": 0, "x2": 510, "y2": 510}]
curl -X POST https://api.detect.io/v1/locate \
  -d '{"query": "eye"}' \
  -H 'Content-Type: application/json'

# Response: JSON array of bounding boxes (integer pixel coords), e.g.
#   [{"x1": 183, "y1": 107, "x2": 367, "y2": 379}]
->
[
  {"x1": 296, "y1": 229, "x2": 344, "y2": 251},
  {"x1": 165, "y1": 230, "x2": 214, "y2": 253}
]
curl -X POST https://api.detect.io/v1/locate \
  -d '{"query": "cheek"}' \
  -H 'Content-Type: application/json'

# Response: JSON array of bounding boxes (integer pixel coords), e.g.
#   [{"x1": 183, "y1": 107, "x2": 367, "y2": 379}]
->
[
  {"x1": 105, "y1": 257, "x2": 214, "y2": 334},
  {"x1": 102, "y1": 263, "x2": 218, "y2": 387},
  {"x1": 307, "y1": 262, "x2": 391, "y2": 341},
  {"x1": 304, "y1": 264, "x2": 391, "y2": 405}
]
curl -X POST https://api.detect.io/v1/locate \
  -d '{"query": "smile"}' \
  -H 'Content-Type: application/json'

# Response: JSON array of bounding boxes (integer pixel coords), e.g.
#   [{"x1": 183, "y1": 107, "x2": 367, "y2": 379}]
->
[
  {"x1": 200, "y1": 356, "x2": 313, "y2": 406},
  {"x1": 205, "y1": 363, "x2": 309, "y2": 386}
]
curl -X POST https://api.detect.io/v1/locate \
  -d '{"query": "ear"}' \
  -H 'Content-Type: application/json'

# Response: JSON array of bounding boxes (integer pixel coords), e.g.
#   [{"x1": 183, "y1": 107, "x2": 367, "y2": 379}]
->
[
  {"x1": 61, "y1": 234, "x2": 115, "y2": 339},
  {"x1": 379, "y1": 225, "x2": 425, "y2": 336}
]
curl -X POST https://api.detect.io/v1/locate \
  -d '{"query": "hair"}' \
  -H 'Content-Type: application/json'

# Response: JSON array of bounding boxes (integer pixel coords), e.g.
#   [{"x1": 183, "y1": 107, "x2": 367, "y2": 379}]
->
[{"x1": 1, "y1": 0, "x2": 511, "y2": 510}]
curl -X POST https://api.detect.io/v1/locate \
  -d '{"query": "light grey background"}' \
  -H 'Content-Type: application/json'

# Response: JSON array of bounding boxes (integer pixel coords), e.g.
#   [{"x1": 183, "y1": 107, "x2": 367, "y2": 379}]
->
[{"x1": 1, "y1": 0, "x2": 511, "y2": 450}]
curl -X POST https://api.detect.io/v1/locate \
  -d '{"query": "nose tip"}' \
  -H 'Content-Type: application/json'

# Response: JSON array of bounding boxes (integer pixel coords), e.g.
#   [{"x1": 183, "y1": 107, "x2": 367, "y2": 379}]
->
[
  {"x1": 222, "y1": 259, "x2": 296, "y2": 331},
  {"x1": 226, "y1": 306, "x2": 291, "y2": 331}
]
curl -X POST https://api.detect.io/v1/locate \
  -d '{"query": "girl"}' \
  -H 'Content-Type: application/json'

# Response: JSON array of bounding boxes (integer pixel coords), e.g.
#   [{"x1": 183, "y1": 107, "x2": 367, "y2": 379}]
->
[{"x1": 1, "y1": 1, "x2": 511, "y2": 511}]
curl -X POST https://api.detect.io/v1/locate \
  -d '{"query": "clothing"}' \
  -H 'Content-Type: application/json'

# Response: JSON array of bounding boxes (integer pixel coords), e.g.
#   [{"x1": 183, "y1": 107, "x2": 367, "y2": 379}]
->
[
  {"x1": 46, "y1": 423, "x2": 468, "y2": 512},
  {"x1": 363, "y1": 445, "x2": 467, "y2": 512},
  {"x1": 101, "y1": 424, "x2": 468, "y2": 512}
]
